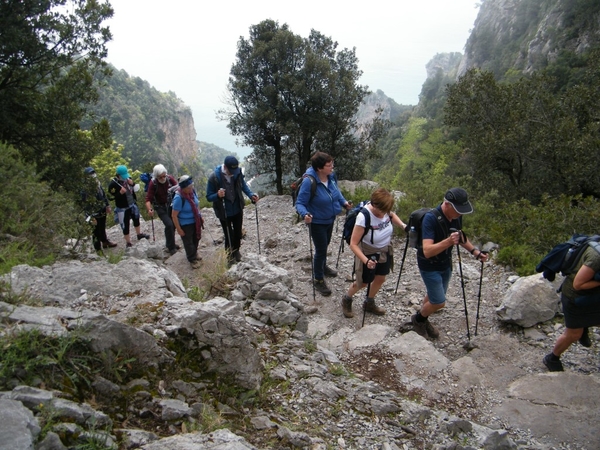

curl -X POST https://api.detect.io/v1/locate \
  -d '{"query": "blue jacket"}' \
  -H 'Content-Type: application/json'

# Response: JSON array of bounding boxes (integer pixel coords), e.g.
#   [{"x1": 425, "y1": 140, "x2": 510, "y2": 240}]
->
[
  {"x1": 206, "y1": 165, "x2": 255, "y2": 220},
  {"x1": 172, "y1": 190, "x2": 199, "y2": 226},
  {"x1": 295, "y1": 167, "x2": 347, "y2": 225}
]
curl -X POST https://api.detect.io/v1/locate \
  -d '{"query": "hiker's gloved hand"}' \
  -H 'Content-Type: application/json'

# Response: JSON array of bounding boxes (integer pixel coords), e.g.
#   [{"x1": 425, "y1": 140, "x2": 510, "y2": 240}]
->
[{"x1": 304, "y1": 213, "x2": 312, "y2": 224}]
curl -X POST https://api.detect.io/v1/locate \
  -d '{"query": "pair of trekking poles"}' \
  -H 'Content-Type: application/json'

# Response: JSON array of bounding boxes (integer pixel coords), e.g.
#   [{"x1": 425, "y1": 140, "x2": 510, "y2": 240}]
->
[
  {"x1": 393, "y1": 227, "x2": 487, "y2": 342},
  {"x1": 220, "y1": 198, "x2": 261, "y2": 260},
  {"x1": 307, "y1": 218, "x2": 377, "y2": 328}
]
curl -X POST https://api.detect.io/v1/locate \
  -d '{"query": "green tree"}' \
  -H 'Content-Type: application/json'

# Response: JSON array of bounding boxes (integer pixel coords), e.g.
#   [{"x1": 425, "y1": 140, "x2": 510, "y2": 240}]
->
[
  {"x1": 0, "y1": 0, "x2": 113, "y2": 192},
  {"x1": 221, "y1": 20, "x2": 382, "y2": 193}
]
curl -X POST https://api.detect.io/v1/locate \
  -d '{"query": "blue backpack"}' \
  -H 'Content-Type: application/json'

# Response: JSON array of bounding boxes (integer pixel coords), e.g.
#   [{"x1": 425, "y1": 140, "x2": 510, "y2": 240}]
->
[
  {"x1": 140, "y1": 172, "x2": 152, "y2": 192},
  {"x1": 342, "y1": 201, "x2": 373, "y2": 245},
  {"x1": 536, "y1": 234, "x2": 600, "y2": 282}
]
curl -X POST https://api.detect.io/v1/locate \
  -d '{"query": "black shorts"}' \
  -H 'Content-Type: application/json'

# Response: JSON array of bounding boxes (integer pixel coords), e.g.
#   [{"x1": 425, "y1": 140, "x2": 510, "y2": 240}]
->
[
  {"x1": 361, "y1": 253, "x2": 391, "y2": 284},
  {"x1": 562, "y1": 293, "x2": 600, "y2": 328}
]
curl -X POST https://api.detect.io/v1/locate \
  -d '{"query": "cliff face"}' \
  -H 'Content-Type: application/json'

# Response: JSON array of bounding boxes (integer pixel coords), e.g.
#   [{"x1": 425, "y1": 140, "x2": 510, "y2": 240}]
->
[
  {"x1": 157, "y1": 102, "x2": 199, "y2": 170},
  {"x1": 457, "y1": 0, "x2": 600, "y2": 77}
]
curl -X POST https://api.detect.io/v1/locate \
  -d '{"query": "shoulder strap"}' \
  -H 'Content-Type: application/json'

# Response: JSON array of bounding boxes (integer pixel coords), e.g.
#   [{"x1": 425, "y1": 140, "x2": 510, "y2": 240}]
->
[{"x1": 360, "y1": 207, "x2": 374, "y2": 244}]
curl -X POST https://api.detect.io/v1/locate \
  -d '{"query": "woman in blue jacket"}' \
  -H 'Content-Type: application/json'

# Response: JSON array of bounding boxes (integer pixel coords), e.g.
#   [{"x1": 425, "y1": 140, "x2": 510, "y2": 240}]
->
[
  {"x1": 296, "y1": 152, "x2": 352, "y2": 296},
  {"x1": 172, "y1": 175, "x2": 204, "y2": 268}
]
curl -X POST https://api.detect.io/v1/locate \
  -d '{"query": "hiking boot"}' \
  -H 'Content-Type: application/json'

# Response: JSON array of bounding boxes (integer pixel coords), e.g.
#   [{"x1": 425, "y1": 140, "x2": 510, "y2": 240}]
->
[
  {"x1": 313, "y1": 279, "x2": 332, "y2": 296},
  {"x1": 411, "y1": 314, "x2": 428, "y2": 338},
  {"x1": 102, "y1": 240, "x2": 117, "y2": 248},
  {"x1": 168, "y1": 248, "x2": 177, "y2": 256},
  {"x1": 190, "y1": 259, "x2": 202, "y2": 269},
  {"x1": 234, "y1": 250, "x2": 242, "y2": 262},
  {"x1": 364, "y1": 297, "x2": 385, "y2": 315},
  {"x1": 579, "y1": 327, "x2": 592, "y2": 348},
  {"x1": 126, "y1": 242, "x2": 133, "y2": 248},
  {"x1": 424, "y1": 320, "x2": 440, "y2": 339},
  {"x1": 341, "y1": 295, "x2": 354, "y2": 318},
  {"x1": 137, "y1": 233, "x2": 150, "y2": 240},
  {"x1": 543, "y1": 353, "x2": 564, "y2": 372},
  {"x1": 324, "y1": 266, "x2": 338, "y2": 277}
]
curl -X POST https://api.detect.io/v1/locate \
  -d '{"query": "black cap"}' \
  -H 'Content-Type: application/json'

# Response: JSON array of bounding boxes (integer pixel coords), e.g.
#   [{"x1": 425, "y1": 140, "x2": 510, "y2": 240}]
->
[{"x1": 444, "y1": 188, "x2": 473, "y2": 214}]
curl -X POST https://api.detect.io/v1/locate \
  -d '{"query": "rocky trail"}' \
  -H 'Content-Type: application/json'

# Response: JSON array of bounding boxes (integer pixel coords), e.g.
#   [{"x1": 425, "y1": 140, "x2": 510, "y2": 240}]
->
[{"x1": 98, "y1": 194, "x2": 600, "y2": 448}]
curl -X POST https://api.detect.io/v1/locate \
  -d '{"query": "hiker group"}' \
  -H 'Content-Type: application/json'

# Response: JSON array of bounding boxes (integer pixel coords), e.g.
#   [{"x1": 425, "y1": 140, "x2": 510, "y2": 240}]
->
[
  {"x1": 295, "y1": 151, "x2": 488, "y2": 337},
  {"x1": 82, "y1": 156, "x2": 258, "y2": 269}
]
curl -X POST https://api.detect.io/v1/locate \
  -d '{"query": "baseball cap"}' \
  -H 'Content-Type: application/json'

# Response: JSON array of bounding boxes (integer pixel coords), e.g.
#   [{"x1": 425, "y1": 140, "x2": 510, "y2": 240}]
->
[
  {"x1": 224, "y1": 156, "x2": 241, "y2": 176},
  {"x1": 444, "y1": 187, "x2": 473, "y2": 214},
  {"x1": 116, "y1": 165, "x2": 130, "y2": 179}
]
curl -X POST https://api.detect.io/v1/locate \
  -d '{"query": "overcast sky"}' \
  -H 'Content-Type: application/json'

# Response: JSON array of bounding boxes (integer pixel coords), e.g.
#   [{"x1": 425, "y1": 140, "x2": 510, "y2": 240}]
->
[{"x1": 105, "y1": 1, "x2": 480, "y2": 158}]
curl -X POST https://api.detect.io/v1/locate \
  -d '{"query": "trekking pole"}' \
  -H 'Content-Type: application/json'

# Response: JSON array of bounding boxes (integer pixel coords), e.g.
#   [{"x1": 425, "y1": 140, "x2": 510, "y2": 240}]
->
[
  {"x1": 307, "y1": 218, "x2": 316, "y2": 304},
  {"x1": 474, "y1": 252, "x2": 487, "y2": 336},
  {"x1": 394, "y1": 236, "x2": 410, "y2": 294},
  {"x1": 151, "y1": 215, "x2": 155, "y2": 241},
  {"x1": 450, "y1": 228, "x2": 471, "y2": 342},
  {"x1": 222, "y1": 197, "x2": 233, "y2": 258},
  {"x1": 252, "y1": 199, "x2": 261, "y2": 254},
  {"x1": 205, "y1": 222, "x2": 218, "y2": 245},
  {"x1": 335, "y1": 237, "x2": 344, "y2": 268},
  {"x1": 361, "y1": 255, "x2": 378, "y2": 328}
]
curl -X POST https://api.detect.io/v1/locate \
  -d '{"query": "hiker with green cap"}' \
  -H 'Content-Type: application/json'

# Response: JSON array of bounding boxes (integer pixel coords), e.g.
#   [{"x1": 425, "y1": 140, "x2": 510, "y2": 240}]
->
[{"x1": 108, "y1": 164, "x2": 150, "y2": 248}]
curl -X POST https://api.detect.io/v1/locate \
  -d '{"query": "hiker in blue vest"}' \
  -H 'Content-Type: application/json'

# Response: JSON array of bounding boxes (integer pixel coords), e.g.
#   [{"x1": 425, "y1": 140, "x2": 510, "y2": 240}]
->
[
  {"x1": 145, "y1": 164, "x2": 180, "y2": 255},
  {"x1": 412, "y1": 188, "x2": 488, "y2": 339},
  {"x1": 82, "y1": 167, "x2": 117, "y2": 251},
  {"x1": 342, "y1": 188, "x2": 407, "y2": 318},
  {"x1": 296, "y1": 151, "x2": 352, "y2": 296},
  {"x1": 172, "y1": 175, "x2": 204, "y2": 268},
  {"x1": 108, "y1": 165, "x2": 150, "y2": 248},
  {"x1": 543, "y1": 246, "x2": 600, "y2": 371},
  {"x1": 206, "y1": 156, "x2": 258, "y2": 264}
]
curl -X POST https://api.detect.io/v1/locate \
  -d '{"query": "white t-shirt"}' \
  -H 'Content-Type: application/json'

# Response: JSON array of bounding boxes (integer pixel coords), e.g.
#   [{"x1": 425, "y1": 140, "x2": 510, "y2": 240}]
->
[{"x1": 355, "y1": 207, "x2": 393, "y2": 248}]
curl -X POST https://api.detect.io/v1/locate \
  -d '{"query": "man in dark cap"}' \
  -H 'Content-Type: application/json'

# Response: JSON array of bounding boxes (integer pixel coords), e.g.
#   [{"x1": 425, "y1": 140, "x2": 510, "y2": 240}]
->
[
  {"x1": 206, "y1": 156, "x2": 259, "y2": 264},
  {"x1": 411, "y1": 187, "x2": 488, "y2": 339}
]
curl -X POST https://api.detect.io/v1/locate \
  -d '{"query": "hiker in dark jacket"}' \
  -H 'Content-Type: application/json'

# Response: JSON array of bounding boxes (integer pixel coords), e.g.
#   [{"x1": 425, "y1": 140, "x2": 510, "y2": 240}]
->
[
  {"x1": 82, "y1": 167, "x2": 117, "y2": 251},
  {"x1": 295, "y1": 152, "x2": 352, "y2": 297},
  {"x1": 206, "y1": 156, "x2": 258, "y2": 264},
  {"x1": 107, "y1": 164, "x2": 150, "y2": 248},
  {"x1": 411, "y1": 188, "x2": 488, "y2": 340},
  {"x1": 145, "y1": 164, "x2": 179, "y2": 255},
  {"x1": 543, "y1": 245, "x2": 600, "y2": 372}
]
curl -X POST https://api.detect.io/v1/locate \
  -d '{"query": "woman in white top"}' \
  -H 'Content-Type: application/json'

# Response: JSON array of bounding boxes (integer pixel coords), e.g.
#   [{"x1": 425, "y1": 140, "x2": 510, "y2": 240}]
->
[{"x1": 342, "y1": 188, "x2": 407, "y2": 318}]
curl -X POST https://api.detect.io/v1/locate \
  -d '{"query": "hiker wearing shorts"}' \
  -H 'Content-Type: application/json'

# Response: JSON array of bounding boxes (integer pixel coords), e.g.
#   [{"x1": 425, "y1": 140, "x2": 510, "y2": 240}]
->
[
  {"x1": 341, "y1": 188, "x2": 407, "y2": 318},
  {"x1": 543, "y1": 245, "x2": 600, "y2": 371},
  {"x1": 411, "y1": 188, "x2": 488, "y2": 339}
]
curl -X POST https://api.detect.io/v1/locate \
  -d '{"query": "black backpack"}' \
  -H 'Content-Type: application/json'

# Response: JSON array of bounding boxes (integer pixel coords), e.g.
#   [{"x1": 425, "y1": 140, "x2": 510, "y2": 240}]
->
[
  {"x1": 291, "y1": 174, "x2": 316, "y2": 206},
  {"x1": 406, "y1": 207, "x2": 448, "y2": 249},
  {"x1": 536, "y1": 234, "x2": 600, "y2": 282},
  {"x1": 342, "y1": 201, "x2": 373, "y2": 245}
]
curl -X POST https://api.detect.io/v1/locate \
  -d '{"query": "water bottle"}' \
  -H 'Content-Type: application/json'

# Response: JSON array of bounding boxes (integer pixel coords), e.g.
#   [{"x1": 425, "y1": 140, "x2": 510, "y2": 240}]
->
[{"x1": 408, "y1": 226, "x2": 418, "y2": 248}]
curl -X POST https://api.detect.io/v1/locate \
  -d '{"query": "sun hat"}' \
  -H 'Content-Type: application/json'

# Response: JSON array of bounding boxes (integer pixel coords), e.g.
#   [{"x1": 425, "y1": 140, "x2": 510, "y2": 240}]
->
[{"x1": 444, "y1": 187, "x2": 473, "y2": 214}]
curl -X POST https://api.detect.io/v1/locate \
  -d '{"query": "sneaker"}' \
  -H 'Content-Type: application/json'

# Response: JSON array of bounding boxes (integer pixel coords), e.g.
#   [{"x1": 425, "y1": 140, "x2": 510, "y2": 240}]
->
[
  {"x1": 126, "y1": 242, "x2": 133, "y2": 248},
  {"x1": 579, "y1": 327, "x2": 592, "y2": 348},
  {"x1": 137, "y1": 233, "x2": 150, "y2": 240},
  {"x1": 324, "y1": 266, "x2": 338, "y2": 277},
  {"x1": 168, "y1": 248, "x2": 177, "y2": 256},
  {"x1": 411, "y1": 314, "x2": 429, "y2": 338},
  {"x1": 424, "y1": 320, "x2": 440, "y2": 339},
  {"x1": 190, "y1": 259, "x2": 202, "y2": 269},
  {"x1": 102, "y1": 240, "x2": 117, "y2": 248},
  {"x1": 543, "y1": 353, "x2": 564, "y2": 372},
  {"x1": 313, "y1": 279, "x2": 332, "y2": 296}
]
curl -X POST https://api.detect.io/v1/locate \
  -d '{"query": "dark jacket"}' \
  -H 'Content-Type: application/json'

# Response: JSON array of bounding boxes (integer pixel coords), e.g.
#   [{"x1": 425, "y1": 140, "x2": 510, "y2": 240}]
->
[
  {"x1": 206, "y1": 166, "x2": 254, "y2": 220},
  {"x1": 108, "y1": 177, "x2": 138, "y2": 209},
  {"x1": 145, "y1": 175, "x2": 178, "y2": 206}
]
